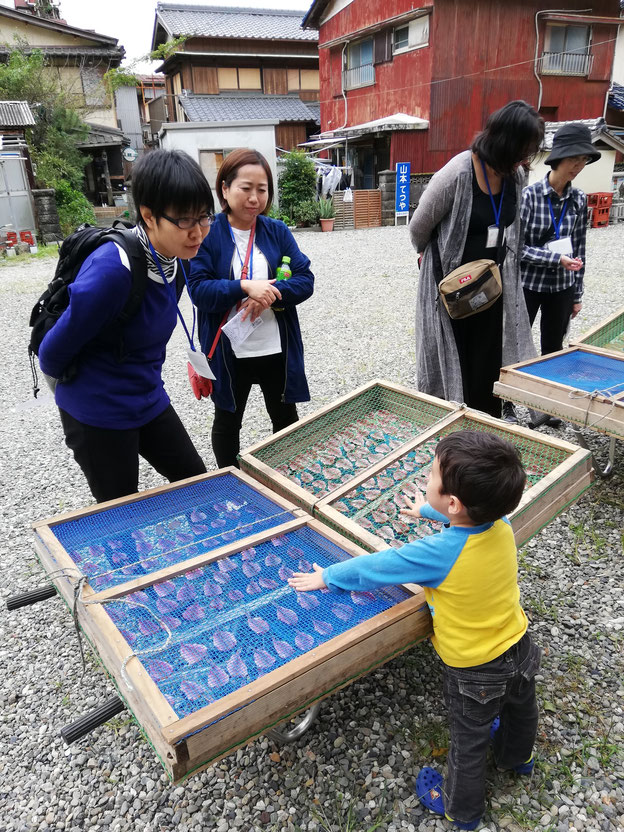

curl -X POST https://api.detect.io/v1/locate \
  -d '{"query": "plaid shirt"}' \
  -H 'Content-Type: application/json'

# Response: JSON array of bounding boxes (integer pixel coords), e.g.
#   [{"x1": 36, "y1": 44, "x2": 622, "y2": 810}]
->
[{"x1": 520, "y1": 174, "x2": 587, "y2": 301}]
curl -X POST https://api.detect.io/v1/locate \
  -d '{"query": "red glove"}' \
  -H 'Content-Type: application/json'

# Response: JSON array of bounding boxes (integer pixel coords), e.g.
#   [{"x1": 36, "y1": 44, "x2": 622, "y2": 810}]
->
[{"x1": 187, "y1": 361, "x2": 213, "y2": 400}]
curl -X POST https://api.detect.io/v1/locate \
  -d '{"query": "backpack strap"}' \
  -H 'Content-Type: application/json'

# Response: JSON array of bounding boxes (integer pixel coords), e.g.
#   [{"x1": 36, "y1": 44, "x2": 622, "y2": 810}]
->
[{"x1": 93, "y1": 228, "x2": 148, "y2": 362}]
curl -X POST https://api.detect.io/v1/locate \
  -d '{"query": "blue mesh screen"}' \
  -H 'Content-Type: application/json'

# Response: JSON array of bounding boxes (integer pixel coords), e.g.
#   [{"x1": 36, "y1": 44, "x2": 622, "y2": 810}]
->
[
  {"x1": 518, "y1": 350, "x2": 624, "y2": 397},
  {"x1": 51, "y1": 475, "x2": 295, "y2": 592},
  {"x1": 104, "y1": 526, "x2": 410, "y2": 720}
]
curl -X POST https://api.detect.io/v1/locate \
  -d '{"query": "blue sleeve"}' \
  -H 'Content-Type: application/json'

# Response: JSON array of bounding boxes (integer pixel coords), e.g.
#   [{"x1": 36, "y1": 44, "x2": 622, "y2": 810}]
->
[
  {"x1": 272, "y1": 223, "x2": 314, "y2": 307},
  {"x1": 322, "y1": 528, "x2": 466, "y2": 592},
  {"x1": 420, "y1": 502, "x2": 449, "y2": 524},
  {"x1": 188, "y1": 233, "x2": 246, "y2": 313},
  {"x1": 38, "y1": 243, "x2": 131, "y2": 379}
]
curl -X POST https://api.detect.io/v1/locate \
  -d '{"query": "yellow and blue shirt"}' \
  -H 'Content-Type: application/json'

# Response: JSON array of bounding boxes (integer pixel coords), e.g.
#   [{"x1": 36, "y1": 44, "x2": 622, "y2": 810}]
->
[{"x1": 322, "y1": 503, "x2": 527, "y2": 668}]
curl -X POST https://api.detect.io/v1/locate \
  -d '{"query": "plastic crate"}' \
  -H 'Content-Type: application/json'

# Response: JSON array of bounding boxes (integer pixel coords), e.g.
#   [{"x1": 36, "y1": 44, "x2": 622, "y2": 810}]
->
[
  {"x1": 591, "y1": 205, "x2": 610, "y2": 228},
  {"x1": 588, "y1": 192, "x2": 613, "y2": 209}
]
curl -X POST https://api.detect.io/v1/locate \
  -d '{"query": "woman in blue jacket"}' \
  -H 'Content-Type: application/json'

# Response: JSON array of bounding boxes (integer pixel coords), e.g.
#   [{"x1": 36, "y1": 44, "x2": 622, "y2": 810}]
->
[
  {"x1": 188, "y1": 148, "x2": 314, "y2": 468},
  {"x1": 38, "y1": 149, "x2": 214, "y2": 502}
]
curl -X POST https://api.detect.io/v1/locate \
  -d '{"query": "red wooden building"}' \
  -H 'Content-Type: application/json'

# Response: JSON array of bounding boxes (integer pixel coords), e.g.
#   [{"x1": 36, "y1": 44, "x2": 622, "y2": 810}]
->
[{"x1": 303, "y1": 0, "x2": 623, "y2": 185}]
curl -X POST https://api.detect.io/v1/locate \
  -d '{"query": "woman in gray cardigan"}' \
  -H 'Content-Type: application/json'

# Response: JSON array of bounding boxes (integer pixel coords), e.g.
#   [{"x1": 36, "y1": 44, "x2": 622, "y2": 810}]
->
[{"x1": 409, "y1": 101, "x2": 544, "y2": 420}]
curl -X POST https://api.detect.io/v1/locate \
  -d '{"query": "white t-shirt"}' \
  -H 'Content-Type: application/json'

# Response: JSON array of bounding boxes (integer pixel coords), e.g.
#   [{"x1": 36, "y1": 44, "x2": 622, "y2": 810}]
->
[{"x1": 228, "y1": 226, "x2": 282, "y2": 358}]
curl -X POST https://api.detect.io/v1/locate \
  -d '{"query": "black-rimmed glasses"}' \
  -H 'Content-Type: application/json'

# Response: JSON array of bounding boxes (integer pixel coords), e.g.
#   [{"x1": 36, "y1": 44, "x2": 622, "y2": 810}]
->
[{"x1": 162, "y1": 212, "x2": 215, "y2": 230}]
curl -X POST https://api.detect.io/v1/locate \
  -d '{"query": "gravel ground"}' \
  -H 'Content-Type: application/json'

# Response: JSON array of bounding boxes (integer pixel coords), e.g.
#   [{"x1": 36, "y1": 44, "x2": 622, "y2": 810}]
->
[{"x1": 0, "y1": 224, "x2": 623, "y2": 832}]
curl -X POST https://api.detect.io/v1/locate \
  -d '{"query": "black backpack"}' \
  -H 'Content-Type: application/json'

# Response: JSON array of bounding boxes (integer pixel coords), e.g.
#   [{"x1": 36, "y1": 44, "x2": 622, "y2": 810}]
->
[{"x1": 28, "y1": 222, "x2": 186, "y2": 397}]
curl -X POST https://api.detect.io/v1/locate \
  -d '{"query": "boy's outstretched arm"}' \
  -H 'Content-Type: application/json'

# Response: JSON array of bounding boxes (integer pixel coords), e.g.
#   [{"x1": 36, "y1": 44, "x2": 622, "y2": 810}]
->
[{"x1": 288, "y1": 564, "x2": 326, "y2": 592}]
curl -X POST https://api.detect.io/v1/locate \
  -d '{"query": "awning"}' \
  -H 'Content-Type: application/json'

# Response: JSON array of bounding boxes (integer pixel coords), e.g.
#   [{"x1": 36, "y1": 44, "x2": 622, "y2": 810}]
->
[
  {"x1": 298, "y1": 136, "x2": 348, "y2": 147},
  {"x1": 542, "y1": 13, "x2": 623, "y2": 27},
  {"x1": 319, "y1": 113, "x2": 429, "y2": 140}
]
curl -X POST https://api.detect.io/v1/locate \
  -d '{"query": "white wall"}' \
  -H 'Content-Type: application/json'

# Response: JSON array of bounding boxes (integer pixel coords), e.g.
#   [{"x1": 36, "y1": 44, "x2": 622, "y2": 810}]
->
[
  {"x1": 527, "y1": 149, "x2": 616, "y2": 193},
  {"x1": 159, "y1": 121, "x2": 279, "y2": 208},
  {"x1": 613, "y1": 25, "x2": 624, "y2": 86}
]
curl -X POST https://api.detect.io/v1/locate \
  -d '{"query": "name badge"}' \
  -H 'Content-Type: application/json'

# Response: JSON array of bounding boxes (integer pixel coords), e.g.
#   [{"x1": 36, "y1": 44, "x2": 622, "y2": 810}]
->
[
  {"x1": 486, "y1": 225, "x2": 504, "y2": 248},
  {"x1": 187, "y1": 347, "x2": 216, "y2": 379},
  {"x1": 546, "y1": 236, "x2": 573, "y2": 256}
]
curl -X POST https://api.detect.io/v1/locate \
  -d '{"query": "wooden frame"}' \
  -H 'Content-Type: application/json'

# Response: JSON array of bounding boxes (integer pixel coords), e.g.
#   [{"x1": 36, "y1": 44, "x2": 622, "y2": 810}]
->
[
  {"x1": 239, "y1": 379, "x2": 460, "y2": 512},
  {"x1": 494, "y1": 347, "x2": 624, "y2": 439},
  {"x1": 572, "y1": 305, "x2": 624, "y2": 357},
  {"x1": 32, "y1": 467, "x2": 306, "y2": 608},
  {"x1": 314, "y1": 409, "x2": 593, "y2": 552},
  {"x1": 33, "y1": 505, "x2": 431, "y2": 782}
]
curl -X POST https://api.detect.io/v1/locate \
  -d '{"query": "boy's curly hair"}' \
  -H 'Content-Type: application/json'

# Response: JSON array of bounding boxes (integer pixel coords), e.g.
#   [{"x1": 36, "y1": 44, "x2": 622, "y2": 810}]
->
[{"x1": 435, "y1": 430, "x2": 526, "y2": 524}]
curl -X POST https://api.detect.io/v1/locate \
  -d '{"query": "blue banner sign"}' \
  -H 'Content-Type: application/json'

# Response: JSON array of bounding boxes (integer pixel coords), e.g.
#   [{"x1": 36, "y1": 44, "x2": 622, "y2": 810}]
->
[{"x1": 395, "y1": 162, "x2": 410, "y2": 215}]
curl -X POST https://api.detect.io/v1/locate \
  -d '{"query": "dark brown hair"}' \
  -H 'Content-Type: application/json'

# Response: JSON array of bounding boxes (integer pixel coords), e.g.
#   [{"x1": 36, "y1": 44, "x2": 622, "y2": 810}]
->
[
  {"x1": 435, "y1": 431, "x2": 526, "y2": 524},
  {"x1": 472, "y1": 100, "x2": 544, "y2": 178},
  {"x1": 216, "y1": 148, "x2": 274, "y2": 214}
]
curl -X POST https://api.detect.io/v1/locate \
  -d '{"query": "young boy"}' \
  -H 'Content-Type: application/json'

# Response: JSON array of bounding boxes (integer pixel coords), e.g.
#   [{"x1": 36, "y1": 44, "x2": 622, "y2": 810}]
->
[{"x1": 288, "y1": 431, "x2": 540, "y2": 831}]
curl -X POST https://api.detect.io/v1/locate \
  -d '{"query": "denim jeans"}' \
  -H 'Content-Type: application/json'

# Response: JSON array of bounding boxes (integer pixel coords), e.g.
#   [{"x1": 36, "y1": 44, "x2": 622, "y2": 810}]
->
[{"x1": 442, "y1": 631, "x2": 541, "y2": 824}]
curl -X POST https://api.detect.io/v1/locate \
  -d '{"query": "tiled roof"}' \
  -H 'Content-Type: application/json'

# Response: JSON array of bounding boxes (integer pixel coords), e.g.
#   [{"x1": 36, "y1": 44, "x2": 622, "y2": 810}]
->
[
  {"x1": 179, "y1": 94, "x2": 320, "y2": 124},
  {"x1": 542, "y1": 118, "x2": 603, "y2": 150},
  {"x1": 76, "y1": 122, "x2": 129, "y2": 148},
  {"x1": 156, "y1": 3, "x2": 317, "y2": 42},
  {"x1": 0, "y1": 100, "x2": 36, "y2": 127},
  {"x1": 608, "y1": 83, "x2": 624, "y2": 111}
]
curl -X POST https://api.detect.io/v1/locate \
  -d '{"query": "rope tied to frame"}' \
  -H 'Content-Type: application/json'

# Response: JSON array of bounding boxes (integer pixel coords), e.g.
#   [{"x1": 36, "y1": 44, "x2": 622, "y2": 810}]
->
[{"x1": 567, "y1": 382, "x2": 623, "y2": 429}]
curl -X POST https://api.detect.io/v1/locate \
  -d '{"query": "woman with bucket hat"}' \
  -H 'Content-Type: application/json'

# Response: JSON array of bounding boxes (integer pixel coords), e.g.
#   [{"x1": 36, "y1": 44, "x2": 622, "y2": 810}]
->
[{"x1": 520, "y1": 123, "x2": 600, "y2": 420}]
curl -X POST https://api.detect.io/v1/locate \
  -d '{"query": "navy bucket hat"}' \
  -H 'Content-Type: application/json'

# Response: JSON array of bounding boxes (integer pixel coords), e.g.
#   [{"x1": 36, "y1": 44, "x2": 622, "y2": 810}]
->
[{"x1": 545, "y1": 123, "x2": 601, "y2": 166}]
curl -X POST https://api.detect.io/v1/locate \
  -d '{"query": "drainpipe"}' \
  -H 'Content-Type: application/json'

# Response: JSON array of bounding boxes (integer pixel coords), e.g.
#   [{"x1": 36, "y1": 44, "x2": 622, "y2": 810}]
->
[
  {"x1": 534, "y1": 8, "x2": 592, "y2": 111},
  {"x1": 336, "y1": 42, "x2": 349, "y2": 178}
]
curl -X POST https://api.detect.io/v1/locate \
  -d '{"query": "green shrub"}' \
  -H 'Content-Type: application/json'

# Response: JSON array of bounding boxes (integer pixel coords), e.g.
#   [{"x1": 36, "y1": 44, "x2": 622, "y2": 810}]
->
[
  {"x1": 292, "y1": 199, "x2": 319, "y2": 228},
  {"x1": 267, "y1": 205, "x2": 292, "y2": 225},
  {"x1": 278, "y1": 151, "x2": 317, "y2": 216},
  {"x1": 55, "y1": 181, "x2": 96, "y2": 237}
]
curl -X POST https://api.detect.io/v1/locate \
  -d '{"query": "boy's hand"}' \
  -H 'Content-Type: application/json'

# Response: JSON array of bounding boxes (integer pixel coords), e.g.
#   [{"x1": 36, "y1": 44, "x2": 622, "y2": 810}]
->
[
  {"x1": 287, "y1": 563, "x2": 326, "y2": 592},
  {"x1": 400, "y1": 491, "x2": 426, "y2": 520}
]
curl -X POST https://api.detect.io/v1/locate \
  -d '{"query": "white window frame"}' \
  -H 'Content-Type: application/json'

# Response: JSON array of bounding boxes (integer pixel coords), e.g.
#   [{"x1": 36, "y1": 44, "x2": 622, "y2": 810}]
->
[
  {"x1": 344, "y1": 37, "x2": 375, "y2": 90},
  {"x1": 393, "y1": 15, "x2": 430, "y2": 56}
]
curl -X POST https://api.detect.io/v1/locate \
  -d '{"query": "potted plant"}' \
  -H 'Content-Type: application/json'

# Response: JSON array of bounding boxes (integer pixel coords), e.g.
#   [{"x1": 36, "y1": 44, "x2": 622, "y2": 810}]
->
[{"x1": 318, "y1": 197, "x2": 336, "y2": 232}]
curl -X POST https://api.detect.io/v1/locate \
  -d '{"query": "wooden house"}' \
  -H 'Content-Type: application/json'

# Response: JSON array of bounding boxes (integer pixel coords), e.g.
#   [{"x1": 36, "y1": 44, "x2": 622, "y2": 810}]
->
[
  {"x1": 303, "y1": 0, "x2": 623, "y2": 184},
  {"x1": 151, "y1": 2, "x2": 321, "y2": 151}
]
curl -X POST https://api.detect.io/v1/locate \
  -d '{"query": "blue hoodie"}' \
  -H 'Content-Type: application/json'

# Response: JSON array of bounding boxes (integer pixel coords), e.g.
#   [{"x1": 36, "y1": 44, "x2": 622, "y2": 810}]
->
[{"x1": 188, "y1": 213, "x2": 314, "y2": 412}]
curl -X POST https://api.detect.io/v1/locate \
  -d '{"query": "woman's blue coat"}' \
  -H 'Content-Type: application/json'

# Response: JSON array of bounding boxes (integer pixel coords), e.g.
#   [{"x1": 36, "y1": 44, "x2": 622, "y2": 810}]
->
[{"x1": 188, "y1": 212, "x2": 314, "y2": 412}]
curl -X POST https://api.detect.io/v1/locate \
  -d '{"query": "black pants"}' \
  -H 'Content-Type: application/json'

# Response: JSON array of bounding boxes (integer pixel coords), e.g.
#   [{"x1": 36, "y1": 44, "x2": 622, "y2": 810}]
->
[
  {"x1": 443, "y1": 632, "x2": 541, "y2": 823},
  {"x1": 212, "y1": 353, "x2": 298, "y2": 468},
  {"x1": 59, "y1": 404, "x2": 206, "y2": 503},
  {"x1": 450, "y1": 297, "x2": 504, "y2": 418},
  {"x1": 523, "y1": 285, "x2": 575, "y2": 355}
]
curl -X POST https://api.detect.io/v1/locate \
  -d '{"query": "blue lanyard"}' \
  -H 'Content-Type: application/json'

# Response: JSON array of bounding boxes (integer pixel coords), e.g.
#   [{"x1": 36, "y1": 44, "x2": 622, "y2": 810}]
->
[
  {"x1": 546, "y1": 195, "x2": 569, "y2": 240},
  {"x1": 148, "y1": 241, "x2": 198, "y2": 352},
  {"x1": 228, "y1": 223, "x2": 254, "y2": 280},
  {"x1": 480, "y1": 159, "x2": 506, "y2": 227}
]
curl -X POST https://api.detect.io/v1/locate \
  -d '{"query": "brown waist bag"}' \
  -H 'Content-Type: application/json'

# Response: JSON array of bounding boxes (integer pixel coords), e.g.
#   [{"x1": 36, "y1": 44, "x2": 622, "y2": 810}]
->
[{"x1": 437, "y1": 259, "x2": 502, "y2": 319}]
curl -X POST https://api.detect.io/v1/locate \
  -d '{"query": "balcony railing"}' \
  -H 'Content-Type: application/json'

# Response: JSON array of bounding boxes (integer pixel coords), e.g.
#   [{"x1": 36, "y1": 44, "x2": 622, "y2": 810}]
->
[
  {"x1": 540, "y1": 50, "x2": 593, "y2": 76},
  {"x1": 343, "y1": 64, "x2": 375, "y2": 90}
]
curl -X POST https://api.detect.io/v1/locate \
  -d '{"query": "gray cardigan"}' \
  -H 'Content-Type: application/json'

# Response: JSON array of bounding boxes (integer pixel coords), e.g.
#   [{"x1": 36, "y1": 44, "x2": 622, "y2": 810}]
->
[{"x1": 409, "y1": 150, "x2": 535, "y2": 404}]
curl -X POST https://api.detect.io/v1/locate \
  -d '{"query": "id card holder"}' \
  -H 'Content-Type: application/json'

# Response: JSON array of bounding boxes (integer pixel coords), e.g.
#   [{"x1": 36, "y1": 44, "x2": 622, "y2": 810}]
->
[
  {"x1": 187, "y1": 347, "x2": 216, "y2": 380},
  {"x1": 546, "y1": 236, "x2": 573, "y2": 256},
  {"x1": 486, "y1": 225, "x2": 503, "y2": 248}
]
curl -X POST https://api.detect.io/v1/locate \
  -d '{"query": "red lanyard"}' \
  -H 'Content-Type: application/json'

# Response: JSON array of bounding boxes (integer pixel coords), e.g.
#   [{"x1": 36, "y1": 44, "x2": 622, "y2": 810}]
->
[{"x1": 207, "y1": 220, "x2": 256, "y2": 360}]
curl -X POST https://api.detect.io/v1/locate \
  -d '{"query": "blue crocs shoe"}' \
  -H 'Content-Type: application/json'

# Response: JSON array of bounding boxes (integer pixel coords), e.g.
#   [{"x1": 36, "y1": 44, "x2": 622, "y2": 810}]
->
[
  {"x1": 490, "y1": 718, "x2": 535, "y2": 774},
  {"x1": 415, "y1": 767, "x2": 481, "y2": 831}
]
